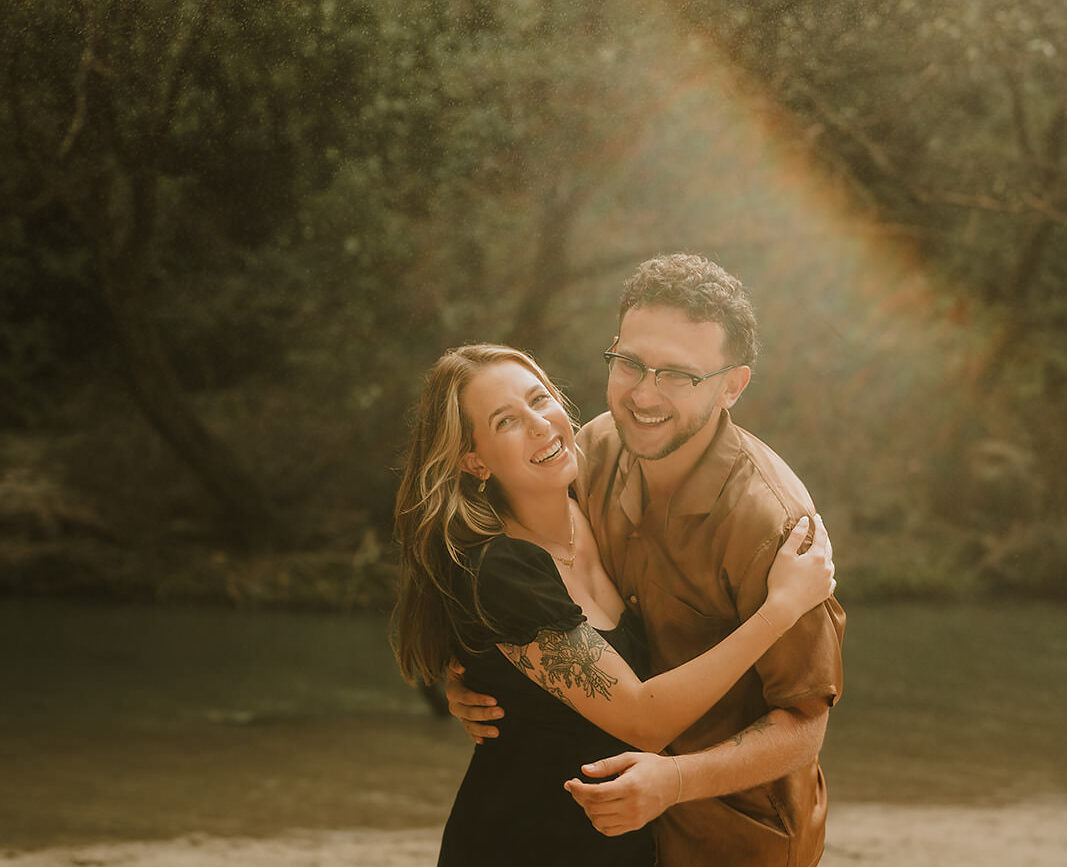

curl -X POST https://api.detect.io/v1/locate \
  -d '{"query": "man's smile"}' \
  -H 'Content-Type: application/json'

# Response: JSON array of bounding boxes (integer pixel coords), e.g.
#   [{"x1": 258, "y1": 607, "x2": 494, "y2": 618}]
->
[{"x1": 629, "y1": 408, "x2": 671, "y2": 426}]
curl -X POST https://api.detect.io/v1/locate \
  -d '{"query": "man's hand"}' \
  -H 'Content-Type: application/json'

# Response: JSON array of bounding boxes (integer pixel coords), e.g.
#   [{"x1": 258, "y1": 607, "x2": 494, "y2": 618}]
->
[
  {"x1": 445, "y1": 660, "x2": 504, "y2": 744},
  {"x1": 563, "y1": 752, "x2": 678, "y2": 836}
]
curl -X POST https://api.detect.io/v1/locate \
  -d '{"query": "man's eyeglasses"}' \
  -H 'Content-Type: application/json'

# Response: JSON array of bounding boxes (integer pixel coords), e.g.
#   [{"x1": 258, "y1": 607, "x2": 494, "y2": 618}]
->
[{"x1": 603, "y1": 345, "x2": 737, "y2": 395}]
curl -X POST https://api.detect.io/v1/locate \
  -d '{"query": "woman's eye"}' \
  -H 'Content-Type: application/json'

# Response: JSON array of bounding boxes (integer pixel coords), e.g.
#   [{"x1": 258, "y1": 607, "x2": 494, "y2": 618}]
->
[
  {"x1": 495, "y1": 416, "x2": 513, "y2": 430},
  {"x1": 531, "y1": 393, "x2": 550, "y2": 406}
]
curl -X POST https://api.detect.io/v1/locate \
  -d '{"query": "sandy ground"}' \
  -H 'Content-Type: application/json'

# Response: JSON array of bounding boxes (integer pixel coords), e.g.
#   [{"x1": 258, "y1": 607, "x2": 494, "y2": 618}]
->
[{"x1": 3, "y1": 801, "x2": 1065, "y2": 867}]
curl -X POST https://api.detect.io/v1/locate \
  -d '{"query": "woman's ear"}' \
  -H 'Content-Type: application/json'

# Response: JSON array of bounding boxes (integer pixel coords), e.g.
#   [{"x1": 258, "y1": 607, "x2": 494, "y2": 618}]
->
[{"x1": 460, "y1": 451, "x2": 488, "y2": 480}]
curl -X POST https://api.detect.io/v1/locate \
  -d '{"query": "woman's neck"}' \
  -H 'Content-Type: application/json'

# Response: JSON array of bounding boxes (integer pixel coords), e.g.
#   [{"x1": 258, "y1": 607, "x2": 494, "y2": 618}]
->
[{"x1": 504, "y1": 489, "x2": 572, "y2": 547}]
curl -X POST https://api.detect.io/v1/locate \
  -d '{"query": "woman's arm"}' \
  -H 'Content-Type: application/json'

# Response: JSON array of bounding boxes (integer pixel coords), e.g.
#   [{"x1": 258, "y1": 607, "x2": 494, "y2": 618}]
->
[{"x1": 497, "y1": 515, "x2": 834, "y2": 753}]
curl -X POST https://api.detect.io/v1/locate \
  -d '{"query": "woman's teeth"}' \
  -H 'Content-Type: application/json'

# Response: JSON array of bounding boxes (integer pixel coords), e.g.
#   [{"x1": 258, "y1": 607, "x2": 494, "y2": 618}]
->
[{"x1": 532, "y1": 439, "x2": 564, "y2": 463}]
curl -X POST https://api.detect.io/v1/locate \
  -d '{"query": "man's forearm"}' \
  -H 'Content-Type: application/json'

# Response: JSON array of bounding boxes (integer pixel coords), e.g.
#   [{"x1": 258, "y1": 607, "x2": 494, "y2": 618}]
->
[{"x1": 674, "y1": 703, "x2": 828, "y2": 803}]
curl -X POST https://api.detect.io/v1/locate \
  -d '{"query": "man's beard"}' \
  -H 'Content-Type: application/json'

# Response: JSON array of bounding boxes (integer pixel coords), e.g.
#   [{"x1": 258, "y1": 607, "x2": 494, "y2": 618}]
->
[{"x1": 611, "y1": 401, "x2": 717, "y2": 461}]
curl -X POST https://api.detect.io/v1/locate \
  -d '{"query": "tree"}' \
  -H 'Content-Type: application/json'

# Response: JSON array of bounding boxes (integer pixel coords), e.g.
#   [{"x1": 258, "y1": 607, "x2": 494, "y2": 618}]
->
[
  {"x1": 0, "y1": 0, "x2": 695, "y2": 543},
  {"x1": 4, "y1": 2, "x2": 270, "y2": 539},
  {"x1": 674, "y1": 0, "x2": 1067, "y2": 510},
  {"x1": 0, "y1": 0, "x2": 393, "y2": 541}
]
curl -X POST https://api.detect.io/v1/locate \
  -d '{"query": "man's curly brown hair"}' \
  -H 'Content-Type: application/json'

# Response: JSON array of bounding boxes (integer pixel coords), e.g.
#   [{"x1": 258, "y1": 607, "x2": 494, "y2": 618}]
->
[{"x1": 620, "y1": 253, "x2": 759, "y2": 366}]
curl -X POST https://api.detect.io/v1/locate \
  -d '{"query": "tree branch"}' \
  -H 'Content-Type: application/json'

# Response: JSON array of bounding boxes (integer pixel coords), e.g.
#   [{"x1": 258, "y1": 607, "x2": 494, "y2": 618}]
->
[
  {"x1": 152, "y1": 2, "x2": 214, "y2": 152},
  {"x1": 1002, "y1": 68, "x2": 1035, "y2": 164},
  {"x1": 792, "y1": 80, "x2": 1067, "y2": 227},
  {"x1": 58, "y1": 22, "x2": 95, "y2": 160}
]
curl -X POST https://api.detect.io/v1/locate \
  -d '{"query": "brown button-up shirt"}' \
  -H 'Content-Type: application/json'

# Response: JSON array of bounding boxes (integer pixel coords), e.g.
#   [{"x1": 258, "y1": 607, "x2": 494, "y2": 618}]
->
[{"x1": 575, "y1": 410, "x2": 846, "y2": 867}]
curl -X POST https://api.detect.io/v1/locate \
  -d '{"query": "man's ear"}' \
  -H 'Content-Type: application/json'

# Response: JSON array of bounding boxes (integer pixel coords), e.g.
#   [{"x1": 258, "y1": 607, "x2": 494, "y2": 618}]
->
[
  {"x1": 719, "y1": 365, "x2": 752, "y2": 410},
  {"x1": 460, "y1": 451, "x2": 488, "y2": 479}
]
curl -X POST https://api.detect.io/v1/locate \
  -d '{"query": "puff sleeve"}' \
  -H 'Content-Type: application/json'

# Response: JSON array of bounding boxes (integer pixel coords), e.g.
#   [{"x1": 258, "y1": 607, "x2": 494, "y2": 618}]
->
[{"x1": 471, "y1": 535, "x2": 586, "y2": 647}]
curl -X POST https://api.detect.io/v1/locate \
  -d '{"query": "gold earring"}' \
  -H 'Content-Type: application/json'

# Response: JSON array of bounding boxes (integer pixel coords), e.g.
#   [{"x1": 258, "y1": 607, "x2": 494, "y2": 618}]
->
[{"x1": 478, "y1": 476, "x2": 487, "y2": 493}]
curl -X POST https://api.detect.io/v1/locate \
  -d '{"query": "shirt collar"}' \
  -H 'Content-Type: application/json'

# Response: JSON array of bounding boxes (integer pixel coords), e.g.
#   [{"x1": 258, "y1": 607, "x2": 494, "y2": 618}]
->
[
  {"x1": 614, "y1": 410, "x2": 742, "y2": 524},
  {"x1": 616, "y1": 447, "x2": 644, "y2": 528},
  {"x1": 671, "y1": 410, "x2": 741, "y2": 515}
]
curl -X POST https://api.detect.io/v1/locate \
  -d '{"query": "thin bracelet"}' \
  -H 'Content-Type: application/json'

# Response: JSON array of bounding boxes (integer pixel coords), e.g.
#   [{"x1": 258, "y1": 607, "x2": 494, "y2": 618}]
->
[
  {"x1": 756, "y1": 609, "x2": 782, "y2": 637},
  {"x1": 670, "y1": 755, "x2": 683, "y2": 804}
]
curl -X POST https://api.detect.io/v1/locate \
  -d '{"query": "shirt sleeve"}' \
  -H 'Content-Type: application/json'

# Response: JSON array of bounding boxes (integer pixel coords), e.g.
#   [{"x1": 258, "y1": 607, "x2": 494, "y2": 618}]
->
[
  {"x1": 474, "y1": 536, "x2": 587, "y2": 646},
  {"x1": 572, "y1": 418, "x2": 598, "y2": 518},
  {"x1": 737, "y1": 526, "x2": 846, "y2": 710}
]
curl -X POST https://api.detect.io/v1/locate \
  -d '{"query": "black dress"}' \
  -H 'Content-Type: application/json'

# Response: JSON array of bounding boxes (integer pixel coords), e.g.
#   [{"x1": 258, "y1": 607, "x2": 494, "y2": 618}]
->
[{"x1": 437, "y1": 535, "x2": 656, "y2": 867}]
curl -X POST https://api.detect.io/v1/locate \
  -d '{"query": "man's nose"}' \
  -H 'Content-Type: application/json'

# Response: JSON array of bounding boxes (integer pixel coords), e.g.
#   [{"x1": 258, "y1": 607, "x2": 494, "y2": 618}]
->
[{"x1": 629, "y1": 371, "x2": 662, "y2": 404}]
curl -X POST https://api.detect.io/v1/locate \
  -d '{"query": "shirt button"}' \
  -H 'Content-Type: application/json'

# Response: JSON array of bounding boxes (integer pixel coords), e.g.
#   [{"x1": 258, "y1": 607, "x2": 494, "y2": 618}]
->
[{"x1": 628, "y1": 594, "x2": 638, "y2": 605}]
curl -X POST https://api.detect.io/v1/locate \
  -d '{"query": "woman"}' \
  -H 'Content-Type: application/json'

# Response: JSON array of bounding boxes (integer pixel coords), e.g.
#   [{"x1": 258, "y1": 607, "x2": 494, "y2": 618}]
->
[{"x1": 392, "y1": 345, "x2": 835, "y2": 867}]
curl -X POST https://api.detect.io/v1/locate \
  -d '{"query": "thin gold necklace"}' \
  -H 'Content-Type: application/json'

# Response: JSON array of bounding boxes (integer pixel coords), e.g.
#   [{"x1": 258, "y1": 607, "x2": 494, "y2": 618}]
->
[
  {"x1": 555, "y1": 511, "x2": 576, "y2": 567},
  {"x1": 517, "y1": 511, "x2": 576, "y2": 567}
]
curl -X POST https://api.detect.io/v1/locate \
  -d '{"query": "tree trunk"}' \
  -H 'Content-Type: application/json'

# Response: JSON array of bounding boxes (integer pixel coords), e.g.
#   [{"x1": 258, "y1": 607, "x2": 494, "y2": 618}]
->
[
  {"x1": 96, "y1": 255, "x2": 285, "y2": 546},
  {"x1": 505, "y1": 186, "x2": 583, "y2": 351},
  {"x1": 91, "y1": 162, "x2": 284, "y2": 546}
]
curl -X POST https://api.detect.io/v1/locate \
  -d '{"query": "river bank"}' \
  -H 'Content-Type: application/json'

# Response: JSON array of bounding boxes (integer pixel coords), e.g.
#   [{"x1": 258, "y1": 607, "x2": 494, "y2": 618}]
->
[
  {"x1": 5, "y1": 600, "x2": 1065, "y2": 865},
  {"x1": 5, "y1": 801, "x2": 1066, "y2": 866}
]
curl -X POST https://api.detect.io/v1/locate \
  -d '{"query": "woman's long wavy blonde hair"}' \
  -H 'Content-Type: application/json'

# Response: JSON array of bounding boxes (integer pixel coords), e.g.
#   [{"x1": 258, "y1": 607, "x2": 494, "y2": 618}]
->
[{"x1": 392, "y1": 344, "x2": 578, "y2": 685}]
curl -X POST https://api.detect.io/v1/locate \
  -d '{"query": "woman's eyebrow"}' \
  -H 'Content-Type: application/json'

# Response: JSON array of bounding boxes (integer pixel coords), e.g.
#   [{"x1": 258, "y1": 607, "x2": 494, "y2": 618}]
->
[
  {"x1": 487, "y1": 403, "x2": 511, "y2": 426},
  {"x1": 487, "y1": 385, "x2": 545, "y2": 426}
]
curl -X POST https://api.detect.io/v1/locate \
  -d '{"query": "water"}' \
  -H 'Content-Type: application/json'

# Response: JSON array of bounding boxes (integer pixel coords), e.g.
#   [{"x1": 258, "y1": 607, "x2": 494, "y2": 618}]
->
[
  {"x1": 2, "y1": 599, "x2": 1065, "y2": 850},
  {"x1": 820, "y1": 602, "x2": 1067, "y2": 805}
]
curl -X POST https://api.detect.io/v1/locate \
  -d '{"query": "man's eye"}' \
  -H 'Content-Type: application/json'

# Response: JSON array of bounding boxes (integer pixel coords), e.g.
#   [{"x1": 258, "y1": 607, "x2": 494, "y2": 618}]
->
[
  {"x1": 660, "y1": 371, "x2": 694, "y2": 388},
  {"x1": 620, "y1": 358, "x2": 644, "y2": 375}
]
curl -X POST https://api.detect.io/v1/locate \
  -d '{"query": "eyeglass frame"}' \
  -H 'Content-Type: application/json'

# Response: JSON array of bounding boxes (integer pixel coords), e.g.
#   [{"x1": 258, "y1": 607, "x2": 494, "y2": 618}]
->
[{"x1": 602, "y1": 340, "x2": 738, "y2": 391}]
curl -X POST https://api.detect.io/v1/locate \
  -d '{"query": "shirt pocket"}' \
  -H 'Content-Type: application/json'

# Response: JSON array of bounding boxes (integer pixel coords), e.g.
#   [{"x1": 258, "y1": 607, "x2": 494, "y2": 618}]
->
[
  {"x1": 639, "y1": 577, "x2": 738, "y2": 670},
  {"x1": 657, "y1": 789, "x2": 790, "y2": 867}
]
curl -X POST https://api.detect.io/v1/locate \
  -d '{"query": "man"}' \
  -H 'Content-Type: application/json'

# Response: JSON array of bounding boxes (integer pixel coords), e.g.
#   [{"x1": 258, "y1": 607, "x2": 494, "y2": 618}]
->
[{"x1": 448, "y1": 253, "x2": 845, "y2": 866}]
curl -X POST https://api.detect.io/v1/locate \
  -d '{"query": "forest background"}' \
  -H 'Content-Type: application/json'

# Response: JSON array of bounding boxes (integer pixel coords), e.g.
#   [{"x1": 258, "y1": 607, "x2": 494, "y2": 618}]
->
[{"x1": 2, "y1": 0, "x2": 1065, "y2": 610}]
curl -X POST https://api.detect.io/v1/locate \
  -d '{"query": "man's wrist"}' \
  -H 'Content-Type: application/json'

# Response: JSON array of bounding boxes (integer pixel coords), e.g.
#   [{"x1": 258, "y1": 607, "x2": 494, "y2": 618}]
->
[{"x1": 669, "y1": 755, "x2": 683, "y2": 805}]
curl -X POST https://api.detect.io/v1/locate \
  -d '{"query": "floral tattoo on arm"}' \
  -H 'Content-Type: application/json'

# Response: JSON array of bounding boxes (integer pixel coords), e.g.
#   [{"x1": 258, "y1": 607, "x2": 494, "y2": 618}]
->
[{"x1": 500, "y1": 625, "x2": 620, "y2": 709}]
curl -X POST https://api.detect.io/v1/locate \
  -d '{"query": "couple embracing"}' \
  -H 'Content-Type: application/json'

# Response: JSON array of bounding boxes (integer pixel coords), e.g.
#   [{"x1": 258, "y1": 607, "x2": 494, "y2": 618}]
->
[{"x1": 393, "y1": 253, "x2": 846, "y2": 866}]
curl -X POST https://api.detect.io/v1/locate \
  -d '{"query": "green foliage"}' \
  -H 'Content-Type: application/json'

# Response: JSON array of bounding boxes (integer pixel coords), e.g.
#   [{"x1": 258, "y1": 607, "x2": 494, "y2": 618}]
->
[
  {"x1": 1, "y1": 0, "x2": 1064, "y2": 601},
  {"x1": 682, "y1": 0, "x2": 1067, "y2": 494},
  {"x1": 977, "y1": 522, "x2": 1067, "y2": 598}
]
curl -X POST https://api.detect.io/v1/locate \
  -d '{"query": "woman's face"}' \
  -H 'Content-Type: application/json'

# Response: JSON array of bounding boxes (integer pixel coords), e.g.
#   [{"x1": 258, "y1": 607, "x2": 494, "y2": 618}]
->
[{"x1": 460, "y1": 361, "x2": 578, "y2": 500}]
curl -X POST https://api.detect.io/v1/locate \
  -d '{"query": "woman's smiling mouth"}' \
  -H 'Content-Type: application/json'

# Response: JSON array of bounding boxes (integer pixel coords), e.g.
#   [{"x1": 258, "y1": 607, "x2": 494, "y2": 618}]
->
[{"x1": 531, "y1": 437, "x2": 565, "y2": 464}]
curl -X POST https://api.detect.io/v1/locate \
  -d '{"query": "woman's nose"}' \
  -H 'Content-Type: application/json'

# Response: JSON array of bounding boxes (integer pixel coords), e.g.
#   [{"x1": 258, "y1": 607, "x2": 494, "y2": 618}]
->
[{"x1": 525, "y1": 410, "x2": 551, "y2": 434}]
